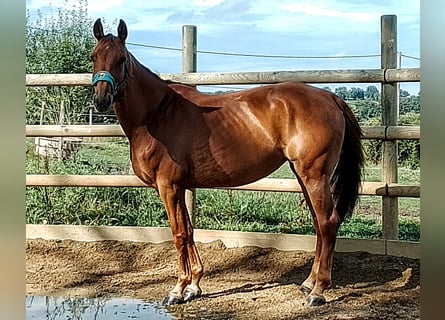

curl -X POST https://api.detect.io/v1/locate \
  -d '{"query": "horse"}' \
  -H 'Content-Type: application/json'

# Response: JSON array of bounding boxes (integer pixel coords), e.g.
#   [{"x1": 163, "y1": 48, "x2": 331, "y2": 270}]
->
[{"x1": 91, "y1": 19, "x2": 364, "y2": 307}]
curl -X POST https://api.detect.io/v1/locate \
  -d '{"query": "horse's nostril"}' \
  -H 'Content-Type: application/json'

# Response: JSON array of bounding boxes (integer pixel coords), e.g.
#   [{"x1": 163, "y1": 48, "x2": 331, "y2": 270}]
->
[{"x1": 93, "y1": 93, "x2": 114, "y2": 112}]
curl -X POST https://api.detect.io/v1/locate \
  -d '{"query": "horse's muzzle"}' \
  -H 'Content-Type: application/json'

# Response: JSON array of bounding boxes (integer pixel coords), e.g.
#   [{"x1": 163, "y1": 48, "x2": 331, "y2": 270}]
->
[
  {"x1": 92, "y1": 70, "x2": 117, "y2": 112},
  {"x1": 93, "y1": 92, "x2": 114, "y2": 113}
]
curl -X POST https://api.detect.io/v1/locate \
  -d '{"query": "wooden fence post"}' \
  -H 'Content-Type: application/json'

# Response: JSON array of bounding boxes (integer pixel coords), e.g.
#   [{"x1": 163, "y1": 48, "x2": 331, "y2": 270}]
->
[
  {"x1": 58, "y1": 100, "x2": 65, "y2": 162},
  {"x1": 182, "y1": 25, "x2": 197, "y2": 226},
  {"x1": 381, "y1": 15, "x2": 399, "y2": 240},
  {"x1": 182, "y1": 25, "x2": 197, "y2": 74}
]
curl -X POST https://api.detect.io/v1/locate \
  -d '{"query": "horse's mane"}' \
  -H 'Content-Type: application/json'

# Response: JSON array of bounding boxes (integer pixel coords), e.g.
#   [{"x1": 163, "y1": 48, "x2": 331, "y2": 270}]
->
[{"x1": 126, "y1": 50, "x2": 188, "y2": 86}]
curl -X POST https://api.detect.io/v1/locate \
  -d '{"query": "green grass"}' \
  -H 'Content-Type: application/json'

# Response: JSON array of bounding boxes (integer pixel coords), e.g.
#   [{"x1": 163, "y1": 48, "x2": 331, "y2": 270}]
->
[
  {"x1": 25, "y1": 138, "x2": 420, "y2": 241},
  {"x1": 195, "y1": 189, "x2": 312, "y2": 234}
]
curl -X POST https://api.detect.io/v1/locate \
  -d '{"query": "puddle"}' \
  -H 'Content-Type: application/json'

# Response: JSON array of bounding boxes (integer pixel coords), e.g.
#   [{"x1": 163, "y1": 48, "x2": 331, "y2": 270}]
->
[
  {"x1": 26, "y1": 295, "x2": 236, "y2": 319},
  {"x1": 26, "y1": 295, "x2": 173, "y2": 319}
]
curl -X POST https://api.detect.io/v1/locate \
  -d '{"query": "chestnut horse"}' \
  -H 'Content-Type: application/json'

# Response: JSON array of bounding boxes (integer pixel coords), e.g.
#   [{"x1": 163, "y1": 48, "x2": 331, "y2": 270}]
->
[{"x1": 91, "y1": 19, "x2": 363, "y2": 306}]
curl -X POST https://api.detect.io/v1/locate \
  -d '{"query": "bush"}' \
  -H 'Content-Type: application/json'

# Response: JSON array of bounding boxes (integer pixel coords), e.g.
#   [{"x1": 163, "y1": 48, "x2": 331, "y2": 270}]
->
[
  {"x1": 362, "y1": 113, "x2": 420, "y2": 169},
  {"x1": 398, "y1": 113, "x2": 420, "y2": 169},
  {"x1": 399, "y1": 219, "x2": 420, "y2": 242},
  {"x1": 26, "y1": 1, "x2": 96, "y2": 125},
  {"x1": 339, "y1": 216, "x2": 382, "y2": 239}
]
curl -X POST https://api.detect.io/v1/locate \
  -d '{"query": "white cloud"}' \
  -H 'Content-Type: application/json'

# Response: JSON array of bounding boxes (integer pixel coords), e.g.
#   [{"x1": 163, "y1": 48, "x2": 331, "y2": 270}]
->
[
  {"x1": 88, "y1": 0, "x2": 123, "y2": 13},
  {"x1": 26, "y1": 0, "x2": 123, "y2": 13},
  {"x1": 193, "y1": 0, "x2": 224, "y2": 7},
  {"x1": 26, "y1": 0, "x2": 419, "y2": 92},
  {"x1": 26, "y1": 0, "x2": 70, "y2": 10},
  {"x1": 280, "y1": 3, "x2": 378, "y2": 22}
]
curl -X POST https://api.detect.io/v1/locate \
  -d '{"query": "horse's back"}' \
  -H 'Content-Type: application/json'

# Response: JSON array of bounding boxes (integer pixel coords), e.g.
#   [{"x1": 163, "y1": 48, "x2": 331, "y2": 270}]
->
[
  {"x1": 193, "y1": 82, "x2": 346, "y2": 149},
  {"x1": 174, "y1": 81, "x2": 344, "y2": 119},
  {"x1": 172, "y1": 81, "x2": 346, "y2": 158},
  {"x1": 167, "y1": 82, "x2": 346, "y2": 187}
]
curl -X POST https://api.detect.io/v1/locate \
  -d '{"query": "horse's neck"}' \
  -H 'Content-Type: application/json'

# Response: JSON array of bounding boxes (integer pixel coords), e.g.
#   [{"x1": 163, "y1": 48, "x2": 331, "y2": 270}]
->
[{"x1": 114, "y1": 61, "x2": 179, "y2": 139}]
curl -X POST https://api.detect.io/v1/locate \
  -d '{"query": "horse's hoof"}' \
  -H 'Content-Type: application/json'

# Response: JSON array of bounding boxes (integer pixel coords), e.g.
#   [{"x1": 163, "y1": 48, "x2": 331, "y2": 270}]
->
[
  {"x1": 183, "y1": 287, "x2": 200, "y2": 303},
  {"x1": 307, "y1": 294, "x2": 326, "y2": 306},
  {"x1": 163, "y1": 294, "x2": 183, "y2": 305},
  {"x1": 300, "y1": 285, "x2": 312, "y2": 296}
]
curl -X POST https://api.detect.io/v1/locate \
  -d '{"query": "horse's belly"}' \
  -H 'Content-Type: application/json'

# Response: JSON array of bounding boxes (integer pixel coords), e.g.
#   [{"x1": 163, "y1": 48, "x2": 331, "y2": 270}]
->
[{"x1": 189, "y1": 150, "x2": 285, "y2": 188}]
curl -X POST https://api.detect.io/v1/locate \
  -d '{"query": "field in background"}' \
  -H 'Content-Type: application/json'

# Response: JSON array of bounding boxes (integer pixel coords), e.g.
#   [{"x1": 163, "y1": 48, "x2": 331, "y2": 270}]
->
[{"x1": 26, "y1": 138, "x2": 420, "y2": 241}]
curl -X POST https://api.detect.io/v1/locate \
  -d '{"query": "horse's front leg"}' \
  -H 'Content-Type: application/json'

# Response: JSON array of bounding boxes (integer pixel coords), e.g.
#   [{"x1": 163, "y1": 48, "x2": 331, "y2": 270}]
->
[{"x1": 158, "y1": 184, "x2": 204, "y2": 304}]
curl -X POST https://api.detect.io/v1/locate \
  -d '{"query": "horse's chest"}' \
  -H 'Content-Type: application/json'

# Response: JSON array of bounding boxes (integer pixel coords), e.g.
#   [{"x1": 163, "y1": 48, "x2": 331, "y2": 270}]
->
[
  {"x1": 128, "y1": 134, "x2": 164, "y2": 187},
  {"x1": 129, "y1": 134, "x2": 186, "y2": 188},
  {"x1": 128, "y1": 150, "x2": 153, "y2": 186}
]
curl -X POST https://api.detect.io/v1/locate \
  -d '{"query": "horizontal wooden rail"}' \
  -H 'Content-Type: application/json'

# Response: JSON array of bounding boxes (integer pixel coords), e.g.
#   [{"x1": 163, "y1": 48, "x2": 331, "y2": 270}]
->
[
  {"x1": 25, "y1": 175, "x2": 420, "y2": 198},
  {"x1": 165, "y1": 68, "x2": 420, "y2": 85},
  {"x1": 362, "y1": 126, "x2": 420, "y2": 140},
  {"x1": 26, "y1": 125, "x2": 125, "y2": 137},
  {"x1": 25, "y1": 68, "x2": 420, "y2": 86},
  {"x1": 25, "y1": 124, "x2": 420, "y2": 140},
  {"x1": 385, "y1": 126, "x2": 421, "y2": 140}
]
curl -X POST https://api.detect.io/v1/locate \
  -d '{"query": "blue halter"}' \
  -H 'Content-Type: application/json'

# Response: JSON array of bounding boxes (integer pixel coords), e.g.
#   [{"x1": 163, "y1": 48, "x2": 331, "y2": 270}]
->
[{"x1": 92, "y1": 71, "x2": 117, "y2": 94}]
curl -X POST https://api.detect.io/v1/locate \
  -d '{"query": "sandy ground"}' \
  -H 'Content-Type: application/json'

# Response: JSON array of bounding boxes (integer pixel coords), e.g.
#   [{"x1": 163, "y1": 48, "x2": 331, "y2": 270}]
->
[{"x1": 26, "y1": 238, "x2": 419, "y2": 319}]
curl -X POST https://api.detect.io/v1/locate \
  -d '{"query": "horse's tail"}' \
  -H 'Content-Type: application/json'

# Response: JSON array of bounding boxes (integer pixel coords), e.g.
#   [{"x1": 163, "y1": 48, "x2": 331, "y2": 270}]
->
[{"x1": 331, "y1": 96, "x2": 364, "y2": 221}]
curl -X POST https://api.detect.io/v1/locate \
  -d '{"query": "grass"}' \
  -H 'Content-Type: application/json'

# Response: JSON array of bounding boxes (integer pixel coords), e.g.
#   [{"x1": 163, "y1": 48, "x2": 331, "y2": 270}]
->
[{"x1": 25, "y1": 138, "x2": 420, "y2": 241}]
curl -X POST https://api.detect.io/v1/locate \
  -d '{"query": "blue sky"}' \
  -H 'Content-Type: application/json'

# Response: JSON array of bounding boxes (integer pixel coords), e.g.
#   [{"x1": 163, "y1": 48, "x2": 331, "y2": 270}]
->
[{"x1": 26, "y1": 0, "x2": 420, "y2": 93}]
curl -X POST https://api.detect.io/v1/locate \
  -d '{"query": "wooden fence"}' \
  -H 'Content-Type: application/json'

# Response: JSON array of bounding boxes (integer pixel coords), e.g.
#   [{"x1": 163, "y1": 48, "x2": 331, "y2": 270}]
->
[{"x1": 25, "y1": 15, "x2": 420, "y2": 241}]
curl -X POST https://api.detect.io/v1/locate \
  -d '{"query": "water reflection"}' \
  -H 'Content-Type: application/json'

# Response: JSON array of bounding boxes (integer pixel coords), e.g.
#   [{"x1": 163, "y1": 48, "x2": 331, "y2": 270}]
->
[{"x1": 26, "y1": 295, "x2": 173, "y2": 320}]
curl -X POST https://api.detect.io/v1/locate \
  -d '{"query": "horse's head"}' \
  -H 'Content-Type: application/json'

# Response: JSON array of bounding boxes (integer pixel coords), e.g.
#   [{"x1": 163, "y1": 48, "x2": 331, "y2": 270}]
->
[{"x1": 91, "y1": 19, "x2": 129, "y2": 112}]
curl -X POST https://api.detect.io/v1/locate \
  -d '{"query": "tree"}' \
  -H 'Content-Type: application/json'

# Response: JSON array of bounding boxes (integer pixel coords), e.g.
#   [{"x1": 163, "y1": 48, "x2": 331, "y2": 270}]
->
[
  {"x1": 365, "y1": 85, "x2": 379, "y2": 100},
  {"x1": 321, "y1": 86, "x2": 332, "y2": 92},
  {"x1": 362, "y1": 113, "x2": 420, "y2": 169},
  {"x1": 400, "y1": 94, "x2": 420, "y2": 115},
  {"x1": 398, "y1": 113, "x2": 420, "y2": 169},
  {"x1": 362, "y1": 117, "x2": 382, "y2": 165},
  {"x1": 399, "y1": 89, "x2": 410, "y2": 98},
  {"x1": 349, "y1": 87, "x2": 365, "y2": 100},
  {"x1": 349, "y1": 100, "x2": 381, "y2": 124},
  {"x1": 334, "y1": 87, "x2": 349, "y2": 100},
  {"x1": 26, "y1": 1, "x2": 98, "y2": 125}
]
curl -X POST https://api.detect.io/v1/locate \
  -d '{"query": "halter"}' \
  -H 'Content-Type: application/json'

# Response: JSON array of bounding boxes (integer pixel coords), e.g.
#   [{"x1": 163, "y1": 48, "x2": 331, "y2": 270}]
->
[{"x1": 92, "y1": 69, "x2": 128, "y2": 96}]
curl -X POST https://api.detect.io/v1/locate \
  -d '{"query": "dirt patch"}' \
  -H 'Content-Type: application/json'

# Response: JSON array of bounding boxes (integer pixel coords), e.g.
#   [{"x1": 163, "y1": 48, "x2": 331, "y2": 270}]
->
[{"x1": 26, "y1": 239, "x2": 419, "y2": 319}]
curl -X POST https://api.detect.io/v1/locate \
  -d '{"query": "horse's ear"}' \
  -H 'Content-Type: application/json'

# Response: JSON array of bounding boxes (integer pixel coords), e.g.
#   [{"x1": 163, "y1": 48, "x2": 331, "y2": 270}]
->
[
  {"x1": 117, "y1": 19, "x2": 127, "y2": 43},
  {"x1": 93, "y1": 18, "x2": 104, "y2": 40}
]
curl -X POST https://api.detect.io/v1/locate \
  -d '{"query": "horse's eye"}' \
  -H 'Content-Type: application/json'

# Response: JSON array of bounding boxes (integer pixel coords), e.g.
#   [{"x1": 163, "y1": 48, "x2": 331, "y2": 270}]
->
[{"x1": 119, "y1": 57, "x2": 126, "y2": 64}]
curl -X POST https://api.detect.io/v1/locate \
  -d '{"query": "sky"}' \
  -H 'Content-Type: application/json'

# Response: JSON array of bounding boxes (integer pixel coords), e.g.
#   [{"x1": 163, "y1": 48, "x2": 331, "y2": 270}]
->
[{"x1": 26, "y1": 0, "x2": 420, "y2": 94}]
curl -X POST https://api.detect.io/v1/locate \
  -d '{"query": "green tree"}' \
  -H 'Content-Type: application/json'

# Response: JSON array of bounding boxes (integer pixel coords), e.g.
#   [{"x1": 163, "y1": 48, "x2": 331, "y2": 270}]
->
[
  {"x1": 363, "y1": 113, "x2": 420, "y2": 168},
  {"x1": 348, "y1": 100, "x2": 381, "y2": 124},
  {"x1": 398, "y1": 113, "x2": 420, "y2": 169},
  {"x1": 321, "y1": 86, "x2": 332, "y2": 92},
  {"x1": 399, "y1": 89, "x2": 410, "y2": 98},
  {"x1": 362, "y1": 117, "x2": 382, "y2": 165},
  {"x1": 365, "y1": 85, "x2": 379, "y2": 101},
  {"x1": 349, "y1": 87, "x2": 365, "y2": 100},
  {"x1": 334, "y1": 87, "x2": 349, "y2": 100},
  {"x1": 26, "y1": 1, "x2": 96, "y2": 125},
  {"x1": 400, "y1": 94, "x2": 420, "y2": 115}
]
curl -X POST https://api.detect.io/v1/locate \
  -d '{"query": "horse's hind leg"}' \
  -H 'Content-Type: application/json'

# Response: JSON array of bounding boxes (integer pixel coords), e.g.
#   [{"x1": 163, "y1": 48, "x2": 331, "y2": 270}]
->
[
  {"x1": 290, "y1": 159, "x2": 340, "y2": 306},
  {"x1": 300, "y1": 210, "x2": 322, "y2": 296},
  {"x1": 158, "y1": 183, "x2": 204, "y2": 304}
]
